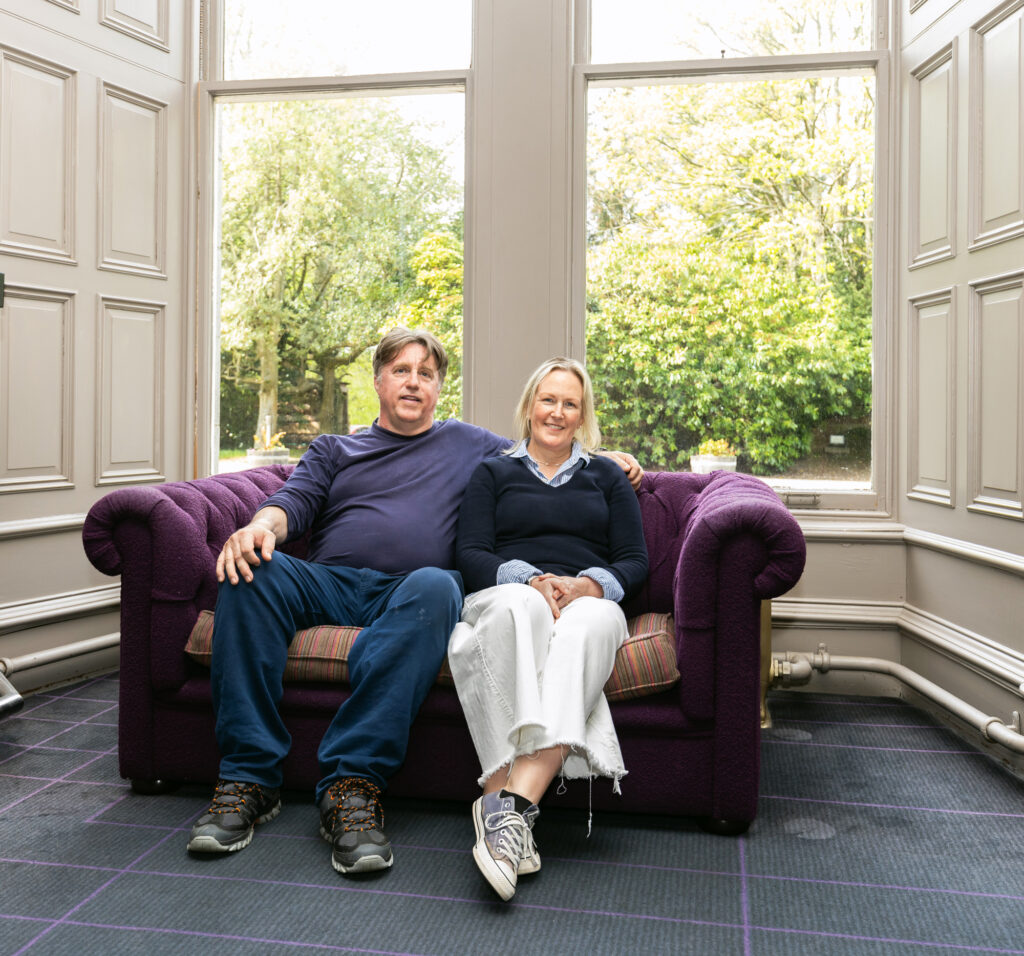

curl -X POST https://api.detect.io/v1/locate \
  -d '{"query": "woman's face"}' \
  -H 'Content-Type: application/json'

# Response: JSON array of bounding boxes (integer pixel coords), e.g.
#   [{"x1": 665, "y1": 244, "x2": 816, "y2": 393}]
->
[{"x1": 528, "y1": 369, "x2": 583, "y2": 460}]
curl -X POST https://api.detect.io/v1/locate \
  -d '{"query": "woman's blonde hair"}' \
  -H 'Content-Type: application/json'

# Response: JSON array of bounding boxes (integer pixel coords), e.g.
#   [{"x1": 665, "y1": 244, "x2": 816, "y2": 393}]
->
[{"x1": 509, "y1": 357, "x2": 602, "y2": 454}]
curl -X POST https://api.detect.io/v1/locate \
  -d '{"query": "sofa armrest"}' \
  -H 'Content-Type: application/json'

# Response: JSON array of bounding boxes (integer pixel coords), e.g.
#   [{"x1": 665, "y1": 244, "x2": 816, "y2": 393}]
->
[
  {"x1": 675, "y1": 471, "x2": 806, "y2": 620},
  {"x1": 82, "y1": 466, "x2": 294, "y2": 694},
  {"x1": 633, "y1": 470, "x2": 804, "y2": 723},
  {"x1": 676, "y1": 471, "x2": 804, "y2": 721},
  {"x1": 83, "y1": 466, "x2": 293, "y2": 581}
]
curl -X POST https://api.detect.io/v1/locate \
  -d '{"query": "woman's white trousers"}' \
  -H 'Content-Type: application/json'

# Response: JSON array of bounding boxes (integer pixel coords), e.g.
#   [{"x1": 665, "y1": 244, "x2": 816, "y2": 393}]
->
[{"x1": 448, "y1": 583, "x2": 628, "y2": 790}]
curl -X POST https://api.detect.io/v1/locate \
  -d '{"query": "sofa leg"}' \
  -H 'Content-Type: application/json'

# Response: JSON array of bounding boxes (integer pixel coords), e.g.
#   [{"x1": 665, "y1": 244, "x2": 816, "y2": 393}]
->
[
  {"x1": 130, "y1": 778, "x2": 180, "y2": 795},
  {"x1": 760, "y1": 598, "x2": 773, "y2": 729},
  {"x1": 697, "y1": 817, "x2": 751, "y2": 836}
]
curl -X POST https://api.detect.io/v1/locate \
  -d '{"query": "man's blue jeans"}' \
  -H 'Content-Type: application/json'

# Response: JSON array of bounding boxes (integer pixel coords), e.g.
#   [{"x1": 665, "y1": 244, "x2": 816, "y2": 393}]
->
[{"x1": 209, "y1": 552, "x2": 463, "y2": 803}]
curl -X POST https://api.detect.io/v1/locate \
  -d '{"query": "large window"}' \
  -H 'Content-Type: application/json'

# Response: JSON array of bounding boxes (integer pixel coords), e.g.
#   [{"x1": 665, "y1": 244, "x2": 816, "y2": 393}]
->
[
  {"x1": 584, "y1": 0, "x2": 885, "y2": 507},
  {"x1": 209, "y1": 4, "x2": 467, "y2": 472},
  {"x1": 200, "y1": 1, "x2": 890, "y2": 509}
]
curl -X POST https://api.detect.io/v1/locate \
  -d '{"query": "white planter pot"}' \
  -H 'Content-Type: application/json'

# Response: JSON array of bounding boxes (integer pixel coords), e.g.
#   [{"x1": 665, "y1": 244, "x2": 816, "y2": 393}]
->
[
  {"x1": 246, "y1": 447, "x2": 290, "y2": 468},
  {"x1": 690, "y1": 454, "x2": 737, "y2": 474}
]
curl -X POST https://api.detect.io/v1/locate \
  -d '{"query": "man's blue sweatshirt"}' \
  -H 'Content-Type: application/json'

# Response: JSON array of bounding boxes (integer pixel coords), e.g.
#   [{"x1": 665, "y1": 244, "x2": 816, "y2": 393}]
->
[{"x1": 261, "y1": 420, "x2": 509, "y2": 574}]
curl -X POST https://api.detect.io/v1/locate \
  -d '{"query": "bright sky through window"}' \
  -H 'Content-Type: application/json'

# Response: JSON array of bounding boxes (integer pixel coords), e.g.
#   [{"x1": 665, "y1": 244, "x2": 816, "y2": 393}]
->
[
  {"x1": 223, "y1": 0, "x2": 471, "y2": 80},
  {"x1": 590, "y1": 0, "x2": 873, "y2": 62}
]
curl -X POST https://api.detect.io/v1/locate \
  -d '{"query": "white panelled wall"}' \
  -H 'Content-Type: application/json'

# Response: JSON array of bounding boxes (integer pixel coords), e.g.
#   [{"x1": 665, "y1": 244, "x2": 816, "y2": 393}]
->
[
  {"x1": 1, "y1": 0, "x2": 1023, "y2": 779},
  {"x1": 0, "y1": 0, "x2": 191, "y2": 689}
]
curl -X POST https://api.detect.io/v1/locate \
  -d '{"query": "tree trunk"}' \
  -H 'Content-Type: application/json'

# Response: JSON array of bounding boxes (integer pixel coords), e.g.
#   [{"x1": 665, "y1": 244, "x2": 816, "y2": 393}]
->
[
  {"x1": 339, "y1": 380, "x2": 350, "y2": 435},
  {"x1": 255, "y1": 330, "x2": 279, "y2": 445},
  {"x1": 318, "y1": 355, "x2": 338, "y2": 435}
]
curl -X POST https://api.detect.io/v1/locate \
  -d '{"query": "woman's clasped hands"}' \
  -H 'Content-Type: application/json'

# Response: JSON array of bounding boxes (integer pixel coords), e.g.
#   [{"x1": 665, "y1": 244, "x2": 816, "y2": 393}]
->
[{"x1": 528, "y1": 572, "x2": 603, "y2": 618}]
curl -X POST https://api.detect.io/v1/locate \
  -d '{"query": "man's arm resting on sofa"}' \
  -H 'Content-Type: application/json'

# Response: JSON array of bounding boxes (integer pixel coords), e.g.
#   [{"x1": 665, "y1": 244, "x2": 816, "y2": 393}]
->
[
  {"x1": 597, "y1": 449, "x2": 643, "y2": 490},
  {"x1": 217, "y1": 505, "x2": 289, "y2": 585}
]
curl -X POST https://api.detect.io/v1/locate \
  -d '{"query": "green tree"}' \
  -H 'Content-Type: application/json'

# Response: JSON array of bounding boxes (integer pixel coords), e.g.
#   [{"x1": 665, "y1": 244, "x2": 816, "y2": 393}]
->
[
  {"x1": 219, "y1": 97, "x2": 460, "y2": 444},
  {"x1": 398, "y1": 226, "x2": 464, "y2": 420},
  {"x1": 589, "y1": 235, "x2": 864, "y2": 472},
  {"x1": 586, "y1": 69, "x2": 873, "y2": 472}
]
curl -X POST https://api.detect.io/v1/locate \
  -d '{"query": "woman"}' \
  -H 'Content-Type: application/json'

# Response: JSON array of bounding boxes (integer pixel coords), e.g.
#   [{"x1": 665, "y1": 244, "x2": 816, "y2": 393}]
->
[{"x1": 448, "y1": 357, "x2": 648, "y2": 901}]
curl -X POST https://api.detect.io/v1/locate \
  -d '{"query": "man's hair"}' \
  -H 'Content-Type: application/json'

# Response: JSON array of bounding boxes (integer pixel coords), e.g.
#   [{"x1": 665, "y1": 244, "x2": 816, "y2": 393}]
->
[
  {"x1": 372, "y1": 327, "x2": 449, "y2": 383},
  {"x1": 509, "y1": 356, "x2": 602, "y2": 454}
]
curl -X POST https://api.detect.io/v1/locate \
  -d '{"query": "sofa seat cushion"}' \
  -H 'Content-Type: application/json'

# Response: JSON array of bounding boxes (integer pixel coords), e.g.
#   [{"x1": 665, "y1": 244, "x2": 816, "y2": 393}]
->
[{"x1": 184, "y1": 608, "x2": 679, "y2": 702}]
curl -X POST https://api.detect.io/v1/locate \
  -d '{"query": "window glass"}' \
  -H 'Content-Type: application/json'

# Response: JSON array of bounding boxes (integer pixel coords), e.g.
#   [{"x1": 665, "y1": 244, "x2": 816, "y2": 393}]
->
[
  {"x1": 223, "y1": 0, "x2": 472, "y2": 81},
  {"x1": 586, "y1": 73, "x2": 874, "y2": 486},
  {"x1": 590, "y1": 0, "x2": 874, "y2": 63},
  {"x1": 214, "y1": 92, "x2": 464, "y2": 472}
]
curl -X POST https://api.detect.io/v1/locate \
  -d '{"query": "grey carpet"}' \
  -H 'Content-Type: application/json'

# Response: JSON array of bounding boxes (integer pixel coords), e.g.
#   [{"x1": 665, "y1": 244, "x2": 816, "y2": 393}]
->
[{"x1": 2, "y1": 676, "x2": 1023, "y2": 954}]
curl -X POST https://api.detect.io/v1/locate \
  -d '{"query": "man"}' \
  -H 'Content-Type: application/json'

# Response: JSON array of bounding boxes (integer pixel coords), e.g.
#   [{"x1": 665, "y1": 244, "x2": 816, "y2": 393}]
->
[{"x1": 186, "y1": 327, "x2": 641, "y2": 876}]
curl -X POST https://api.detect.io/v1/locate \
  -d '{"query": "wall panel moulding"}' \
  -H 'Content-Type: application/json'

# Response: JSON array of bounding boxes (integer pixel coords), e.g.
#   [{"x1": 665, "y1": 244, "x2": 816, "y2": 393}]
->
[
  {"x1": 0, "y1": 285, "x2": 75, "y2": 494},
  {"x1": 967, "y1": 271, "x2": 1024, "y2": 520},
  {"x1": 96, "y1": 295, "x2": 165, "y2": 486},
  {"x1": 909, "y1": 42, "x2": 957, "y2": 269},
  {"x1": 0, "y1": 46, "x2": 77, "y2": 265},
  {"x1": 968, "y1": 2, "x2": 1024, "y2": 250},
  {"x1": 98, "y1": 82, "x2": 168, "y2": 278},
  {"x1": 907, "y1": 288, "x2": 957, "y2": 507}
]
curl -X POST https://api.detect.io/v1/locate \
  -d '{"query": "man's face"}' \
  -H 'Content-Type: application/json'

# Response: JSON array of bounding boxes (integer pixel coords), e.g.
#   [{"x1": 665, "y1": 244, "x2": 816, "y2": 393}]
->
[{"x1": 374, "y1": 343, "x2": 442, "y2": 436}]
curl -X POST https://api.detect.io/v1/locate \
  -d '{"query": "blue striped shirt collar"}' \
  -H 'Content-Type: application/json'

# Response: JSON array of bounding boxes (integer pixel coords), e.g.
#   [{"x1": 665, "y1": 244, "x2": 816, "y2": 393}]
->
[{"x1": 510, "y1": 440, "x2": 590, "y2": 486}]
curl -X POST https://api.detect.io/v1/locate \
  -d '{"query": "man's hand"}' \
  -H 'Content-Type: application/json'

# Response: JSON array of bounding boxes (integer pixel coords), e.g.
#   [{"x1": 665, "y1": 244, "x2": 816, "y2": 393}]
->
[
  {"x1": 599, "y1": 449, "x2": 644, "y2": 490},
  {"x1": 216, "y1": 506, "x2": 288, "y2": 585}
]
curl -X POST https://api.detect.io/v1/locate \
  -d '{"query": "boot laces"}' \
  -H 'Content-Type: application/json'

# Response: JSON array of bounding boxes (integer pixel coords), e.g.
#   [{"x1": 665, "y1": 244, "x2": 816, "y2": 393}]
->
[
  {"x1": 324, "y1": 777, "x2": 383, "y2": 833},
  {"x1": 208, "y1": 780, "x2": 262, "y2": 815}
]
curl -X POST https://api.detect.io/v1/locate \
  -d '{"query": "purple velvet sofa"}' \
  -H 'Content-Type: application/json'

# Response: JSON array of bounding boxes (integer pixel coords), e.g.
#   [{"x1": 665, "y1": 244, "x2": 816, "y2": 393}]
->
[{"x1": 83, "y1": 466, "x2": 805, "y2": 832}]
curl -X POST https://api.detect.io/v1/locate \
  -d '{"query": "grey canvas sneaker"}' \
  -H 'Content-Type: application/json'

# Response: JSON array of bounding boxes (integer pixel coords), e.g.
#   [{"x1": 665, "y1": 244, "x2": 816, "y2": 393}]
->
[
  {"x1": 470, "y1": 790, "x2": 540, "y2": 900},
  {"x1": 187, "y1": 779, "x2": 281, "y2": 853}
]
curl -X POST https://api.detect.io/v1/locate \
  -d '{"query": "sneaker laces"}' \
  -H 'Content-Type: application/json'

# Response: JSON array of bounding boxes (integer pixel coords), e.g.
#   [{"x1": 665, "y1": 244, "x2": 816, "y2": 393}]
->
[
  {"x1": 323, "y1": 777, "x2": 383, "y2": 833},
  {"x1": 206, "y1": 780, "x2": 264, "y2": 815},
  {"x1": 485, "y1": 807, "x2": 530, "y2": 863}
]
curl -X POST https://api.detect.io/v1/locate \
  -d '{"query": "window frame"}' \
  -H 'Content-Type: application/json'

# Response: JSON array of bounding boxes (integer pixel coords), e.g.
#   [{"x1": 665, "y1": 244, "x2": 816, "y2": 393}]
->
[
  {"x1": 570, "y1": 0, "x2": 896, "y2": 516},
  {"x1": 194, "y1": 2, "x2": 471, "y2": 477}
]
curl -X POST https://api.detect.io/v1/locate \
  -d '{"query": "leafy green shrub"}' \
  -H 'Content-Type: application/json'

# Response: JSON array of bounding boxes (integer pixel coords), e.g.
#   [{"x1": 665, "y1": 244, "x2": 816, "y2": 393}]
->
[{"x1": 587, "y1": 236, "x2": 870, "y2": 474}]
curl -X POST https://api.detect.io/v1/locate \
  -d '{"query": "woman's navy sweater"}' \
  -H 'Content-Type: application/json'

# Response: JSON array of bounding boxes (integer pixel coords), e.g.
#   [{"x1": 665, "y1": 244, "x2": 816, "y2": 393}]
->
[{"x1": 455, "y1": 453, "x2": 648, "y2": 599}]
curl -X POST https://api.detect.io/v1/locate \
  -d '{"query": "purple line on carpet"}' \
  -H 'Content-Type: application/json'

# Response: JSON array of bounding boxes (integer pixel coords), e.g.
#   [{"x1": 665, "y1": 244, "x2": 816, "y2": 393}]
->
[
  {"x1": 85, "y1": 791, "x2": 131, "y2": 824},
  {"x1": 87, "y1": 819, "x2": 181, "y2": 832},
  {"x1": 6, "y1": 743, "x2": 110, "y2": 757},
  {"x1": 0, "y1": 702, "x2": 119, "y2": 765},
  {"x1": 739, "y1": 837, "x2": 752, "y2": 956},
  {"x1": 763, "y1": 739, "x2": 983, "y2": 755},
  {"x1": 107, "y1": 866, "x2": 737, "y2": 927},
  {"x1": 1, "y1": 857, "x2": 122, "y2": 875},
  {"x1": 48, "y1": 921, "x2": 425, "y2": 954},
  {"x1": 20, "y1": 852, "x2": 1019, "y2": 906},
  {"x1": 0, "y1": 746, "x2": 120, "y2": 815},
  {"x1": 10, "y1": 807, "x2": 197, "y2": 956},
  {"x1": 760, "y1": 793, "x2": 1024, "y2": 818},
  {"x1": 3, "y1": 715, "x2": 106, "y2": 726},
  {"x1": 772, "y1": 696, "x2": 909, "y2": 709},
  {"x1": 752, "y1": 872, "x2": 1024, "y2": 902},
  {"x1": 538, "y1": 850, "x2": 1024, "y2": 902},
  {"x1": 752, "y1": 923, "x2": 1024, "y2": 954},
  {"x1": 381, "y1": 842, "x2": 468, "y2": 856},
  {"x1": 37, "y1": 696, "x2": 117, "y2": 712},
  {"x1": 778, "y1": 718, "x2": 942, "y2": 729},
  {"x1": 0, "y1": 773, "x2": 124, "y2": 790},
  {"x1": 41, "y1": 675, "x2": 115, "y2": 701}
]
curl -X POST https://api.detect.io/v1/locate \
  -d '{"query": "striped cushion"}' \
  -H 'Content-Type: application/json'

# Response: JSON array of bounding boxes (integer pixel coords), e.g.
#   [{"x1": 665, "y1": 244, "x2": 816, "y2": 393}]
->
[
  {"x1": 185, "y1": 609, "x2": 679, "y2": 700},
  {"x1": 605, "y1": 612, "x2": 680, "y2": 701}
]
